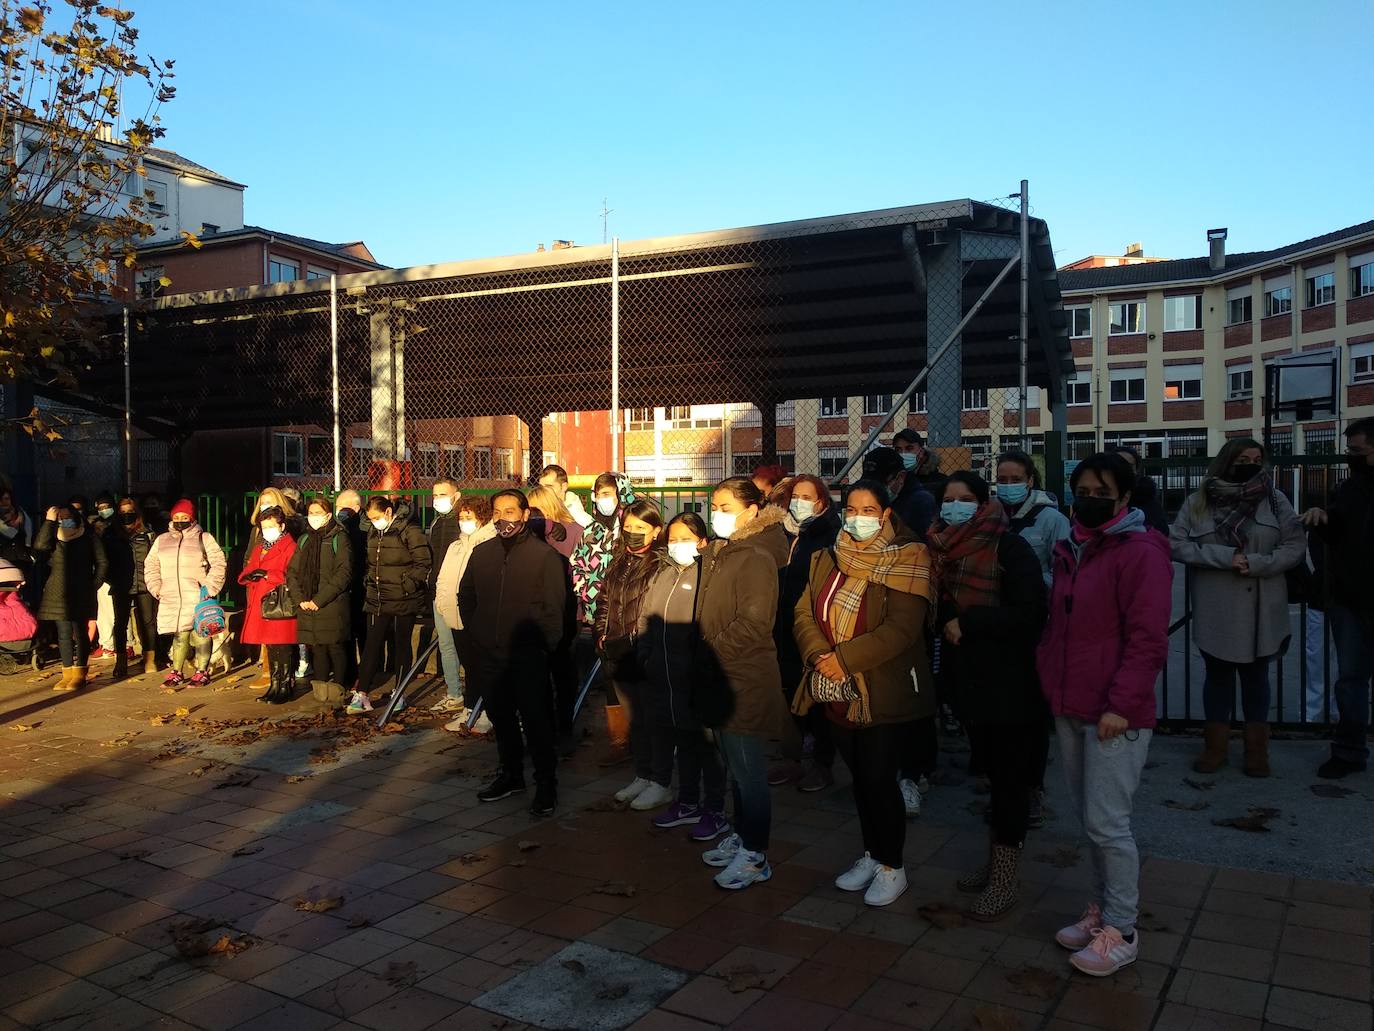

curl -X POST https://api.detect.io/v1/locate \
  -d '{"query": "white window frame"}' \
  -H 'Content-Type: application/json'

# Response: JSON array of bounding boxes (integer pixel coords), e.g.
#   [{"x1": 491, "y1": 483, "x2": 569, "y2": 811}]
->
[
  {"x1": 862, "y1": 394, "x2": 894, "y2": 416},
  {"x1": 1066, "y1": 371, "x2": 1092, "y2": 407},
  {"x1": 471, "y1": 446, "x2": 492, "y2": 479},
  {"x1": 442, "y1": 443, "x2": 465, "y2": 479},
  {"x1": 1305, "y1": 271, "x2": 1335, "y2": 308},
  {"x1": 1352, "y1": 342, "x2": 1374, "y2": 385},
  {"x1": 961, "y1": 387, "x2": 989, "y2": 411},
  {"x1": 1068, "y1": 306, "x2": 1092, "y2": 338},
  {"x1": 415, "y1": 441, "x2": 439, "y2": 479},
  {"x1": 1264, "y1": 284, "x2": 1293, "y2": 317},
  {"x1": 145, "y1": 178, "x2": 169, "y2": 213},
  {"x1": 818, "y1": 396, "x2": 848, "y2": 417},
  {"x1": 1108, "y1": 301, "x2": 1144, "y2": 335},
  {"x1": 271, "y1": 432, "x2": 304, "y2": 477},
  {"x1": 626, "y1": 407, "x2": 654, "y2": 431},
  {"x1": 817, "y1": 445, "x2": 850, "y2": 480},
  {"x1": 1163, "y1": 295, "x2": 1202, "y2": 332},
  {"x1": 134, "y1": 266, "x2": 164, "y2": 300},
  {"x1": 268, "y1": 256, "x2": 300, "y2": 284},
  {"x1": 306, "y1": 265, "x2": 332, "y2": 281},
  {"x1": 1350, "y1": 254, "x2": 1374, "y2": 298},
  {"x1": 351, "y1": 437, "x2": 373, "y2": 478},
  {"x1": 493, "y1": 447, "x2": 514, "y2": 479},
  {"x1": 1108, "y1": 368, "x2": 1146, "y2": 404},
  {"x1": 1226, "y1": 294, "x2": 1252, "y2": 326},
  {"x1": 1227, "y1": 366, "x2": 1254, "y2": 400},
  {"x1": 1163, "y1": 364, "x2": 1203, "y2": 402}
]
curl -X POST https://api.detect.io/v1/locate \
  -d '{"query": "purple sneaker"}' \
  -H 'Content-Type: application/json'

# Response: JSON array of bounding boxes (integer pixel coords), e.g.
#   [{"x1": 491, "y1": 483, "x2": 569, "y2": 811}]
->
[
  {"x1": 688, "y1": 809, "x2": 731, "y2": 842},
  {"x1": 652, "y1": 801, "x2": 700, "y2": 829}
]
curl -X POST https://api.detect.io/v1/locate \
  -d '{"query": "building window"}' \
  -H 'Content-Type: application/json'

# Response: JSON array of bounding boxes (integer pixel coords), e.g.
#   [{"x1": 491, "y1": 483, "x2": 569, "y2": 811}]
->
[
  {"x1": 1068, "y1": 306, "x2": 1092, "y2": 338},
  {"x1": 1108, "y1": 301, "x2": 1144, "y2": 335},
  {"x1": 442, "y1": 444, "x2": 464, "y2": 479},
  {"x1": 863, "y1": 394, "x2": 893, "y2": 416},
  {"x1": 1305, "y1": 427, "x2": 1337, "y2": 455},
  {"x1": 1352, "y1": 343, "x2": 1374, "y2": 385},
  {"x1": 1268, "y1": 430, "x2": 1294, "y2": 457},
  {"x1": 1163, "y1": 364, "x2": 1203, "y2": 401},
  {"x1": 1264, "y1": 286, "x2": 1292, "y2": 317},
  {"x1": 731, "y1": 453, "x2": 760, "y2": 476},
  {"x1": 1163, "y1": 295, "x2": 1202, "y2": 332},
  {"x1": 307, "y1": 435, "x2": 332, "y2": 476},
  {"x1": 352, "y1": 438, "x2": 373, "y2": 478},
  {"x1": 268, "y1": 256, "x2": 300, "y2": 284},
  {"x1": 415, "y1": 442, "x2": 438, "y2": 479},
  {"x1": 1226, "y1": 295, "x2": 1252, "y2": 326},
  {"x1": 819, "y1": 396, "x2": 848, "y2": 417},
  {"x1": 493, "y1": 447, "x2": 514, "y2": 479},
  {"x1": 145, "y1": 178, "x2": 168, "y2": 213},
  {"x1": 818, "y1": 446, "x2": 850, "y2": 481},
  {"x1": 961, "y1": 387, "x2": 989, "y2": 411},
  {"x1": 1108, "y1": 371, "x2": 1146, "y2": 404},
  {"x1": 626, "y1": 407, "x2": 654, "y2": 431},
  {"x1": 911, "y1": 391, "x2": 928, "y2": 414},
  {"x1": 306, "y1": 266, "x2": 332, "y2": 281},
  {"x1": 1305, "y1": 272, "x2": 1335, "y2": 308},
  {"x1": 272, "y1": 432, "x2": 304, "y2": 477},
  {"x1": 136, "y1": 439, "x2": 169, "y2": 483},
  {"x1": 965, "y1": 436, "x2": 993, "y2": 471},
  {"x1": 1351, "y1": 261, "x2": 1374, "y2": 298},
  {"x1": 668, "y1": 404, "x2": 724, "y2": 429},
  {"x1": 1066, "y1": 372, "x2": 1092, "y2": 407},
  {"x1": 135, "y1": 266, "x2": 164, "y2": 300},
  {"x1": 726, "y1": 402, "x2": 761, "y2": 427},
  {"x1": 471, "y1": 446, "x2": 492, "y2": 479},
  {"x1": 1227, "y1": 367, "x2": 1254, "y2": 400},
  {"x1": 775, "y1": 400, "x2": 795, "y2": 427}
]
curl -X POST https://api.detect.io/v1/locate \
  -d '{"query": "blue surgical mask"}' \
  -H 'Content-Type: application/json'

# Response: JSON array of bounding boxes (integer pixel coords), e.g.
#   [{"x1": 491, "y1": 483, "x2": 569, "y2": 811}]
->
[
  {"x1": 789, "y1": 498, "x2": 816, "y2": 523},
  {"x1": 941, "y1": 501, "x2": 978, "y2": 526},
  {"x1": 997, "y1": 483, "x2": 1029, "y2": 506},
  {"x1": 59, "y1": 518, "x2": 79, "y2": 530},
  {"x1": 596, "y1": 496, "x2": 618, "y2": 518},
  {"x1": 844, "y1": 515, "x2": 881, "y2": 541},
  {"x1": 900, "y1": 452, "x2": 919, "y2": 472}
]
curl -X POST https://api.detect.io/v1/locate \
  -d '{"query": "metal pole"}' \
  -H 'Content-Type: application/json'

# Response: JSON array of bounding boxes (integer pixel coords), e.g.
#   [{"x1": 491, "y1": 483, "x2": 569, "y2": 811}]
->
[
  {"x1": 1018, "y1": 179, "x2": 1030, "y2": 449},
  {"x1": 122, "y1": 306, "x2": 133, "y2": 494},
  {"x1": 330, "y1": 274, "x2": 341, "y2": 491},
  {"x1": 610, "y1": 237, "x2": 621, "y2": 470}
]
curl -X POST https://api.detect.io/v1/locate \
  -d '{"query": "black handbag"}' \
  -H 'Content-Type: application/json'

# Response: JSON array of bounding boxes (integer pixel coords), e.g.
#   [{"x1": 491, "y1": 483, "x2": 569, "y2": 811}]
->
[{"x1": 260, "y1": 584, "x2": 296, "y2": 620}]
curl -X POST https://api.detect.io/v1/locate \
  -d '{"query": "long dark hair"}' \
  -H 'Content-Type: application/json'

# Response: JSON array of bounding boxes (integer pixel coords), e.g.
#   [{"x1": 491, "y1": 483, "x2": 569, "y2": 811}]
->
[{"x1": 615, "y1": 500, "x2": 666, "y2": 558}]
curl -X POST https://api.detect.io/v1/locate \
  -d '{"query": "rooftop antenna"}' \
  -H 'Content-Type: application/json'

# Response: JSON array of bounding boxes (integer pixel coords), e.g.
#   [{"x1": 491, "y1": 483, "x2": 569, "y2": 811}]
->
[{"x1": 600, "y1": 197, "x2": 613, "y2": 244}]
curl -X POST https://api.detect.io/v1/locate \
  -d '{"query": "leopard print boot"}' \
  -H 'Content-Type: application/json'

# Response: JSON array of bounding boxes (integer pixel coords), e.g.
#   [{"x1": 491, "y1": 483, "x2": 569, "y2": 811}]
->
[{"x1": 969, "y1": 844, "x2": 1020, "y2": 922}]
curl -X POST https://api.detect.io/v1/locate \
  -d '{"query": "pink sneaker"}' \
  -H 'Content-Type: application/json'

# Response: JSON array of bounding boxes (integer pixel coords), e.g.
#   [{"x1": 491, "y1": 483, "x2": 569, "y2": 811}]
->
[
  {"x1": 1055, "y1": 902, "x2": 1103, "y2": 950},
  {"x1": 1069, "y1": 925, "x2": 1138, "y2": 977},
  {"x1": 162, "y1": 671, "x2": 185, "y2": 688},
  {"x1": 188, "y1": 670, "x2": 211, "y2": 687}
]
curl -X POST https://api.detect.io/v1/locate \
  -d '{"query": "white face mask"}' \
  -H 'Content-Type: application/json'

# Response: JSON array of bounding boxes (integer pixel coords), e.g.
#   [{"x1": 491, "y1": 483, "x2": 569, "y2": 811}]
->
[
  {"x1": 459, "y1": 519, "x2": 478, "y2": 536},
  {"x1": 596, "y1": 496, "x2": 618, "y2": 517},
  {"x1": 711, "y1": 510, "x2": 739, "y2": 539},
  {"x1": 261, "y1": 526, "x2": 283, "y2": 544},
  {"x1": 433, "y1": 496, "x2": 454, "y2": 515},
  {"x1": 371, "y1": 517, "x2": 390, "y2": 532},
  {"x1": 307, "y1": 513, "x2": 329, "y2": 530},
  {"x1": 789, "y1": 498, "x2": 816, "y2": 523},
  {"x1": 668, "y1": 541, "x2": 700, "y2": 566}
]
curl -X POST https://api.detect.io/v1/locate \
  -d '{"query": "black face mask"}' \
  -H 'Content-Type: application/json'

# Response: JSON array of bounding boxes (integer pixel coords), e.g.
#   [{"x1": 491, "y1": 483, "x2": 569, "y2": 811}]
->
[
  {"x1": 1073, "y1": 495, "x2": 1119, "y2": 530},
  {"x1": 1349, "y1": 455, "x2": 1373, "y2": 475},
  {"x1": 1228, "y1": 463, "x2": 1262, "y2": 484},
  {"x1": 120, "y1": 511, "x2": 138, "y2": 525},
  {"x1": 622, "y1": 530, "x2": 649, "y2": 552}
]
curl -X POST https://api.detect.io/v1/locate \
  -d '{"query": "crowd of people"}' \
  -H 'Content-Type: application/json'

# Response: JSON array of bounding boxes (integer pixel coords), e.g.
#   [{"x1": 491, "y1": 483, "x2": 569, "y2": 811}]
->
[{"x1": 1, "y1": 414, "x2": 1371, "y2": 981}]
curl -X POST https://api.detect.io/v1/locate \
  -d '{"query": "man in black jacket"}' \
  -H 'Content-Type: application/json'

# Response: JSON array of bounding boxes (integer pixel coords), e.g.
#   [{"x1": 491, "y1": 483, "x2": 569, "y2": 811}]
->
[
  {"x1": 1107, "y1": 446, "x2": 1170, "y2": 536},
  {"x1": 1303, "y1": 417, "x2": 1374, "y2": 779},
  {"x1": 422, "y1": 478, "x2": 464, "y2": 710},
  {"x1": 864, "y1": 446, "x2": 934, "y2": 541},
  {"x1": 334, "y1": 490, "x2": 369, "y2": 677},
  {"x1": 459, "y1": 489, "x2": 569, "y2": 816}
]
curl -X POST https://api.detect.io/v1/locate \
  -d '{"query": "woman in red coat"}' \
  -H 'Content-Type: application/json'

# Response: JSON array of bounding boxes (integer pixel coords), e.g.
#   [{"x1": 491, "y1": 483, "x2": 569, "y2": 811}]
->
[{"x1": 238, "y1": 506, "x2": 299, "y2": 704}]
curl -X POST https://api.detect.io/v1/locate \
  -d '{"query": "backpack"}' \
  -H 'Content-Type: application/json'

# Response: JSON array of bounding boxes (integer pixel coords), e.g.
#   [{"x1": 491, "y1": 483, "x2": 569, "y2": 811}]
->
[{"x1": 193, "y1": 586, "x2": 226, "y2": 638}]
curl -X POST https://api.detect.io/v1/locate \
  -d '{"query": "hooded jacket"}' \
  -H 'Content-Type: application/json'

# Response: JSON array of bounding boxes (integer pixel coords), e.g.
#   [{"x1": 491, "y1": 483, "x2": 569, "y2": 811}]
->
[
  {"x1": 127, "y1": 526, "x2": 157, "y2": 595},
  {"x1": 144, "y1": 523, "x2": 227, "y2": 634},
  {"x1": 286, "y1": 520, "x2": 355, "y2": 646},
  {"x1": 595, "y1": 546, "x2": 662, "y2": 675},
  {"x1": 33, "y1": 520, "x2": 108, "y2": 622},
  {"x1": 569, "y1": 472, "x2": 636, "y2": 627},
  {"x1": 363, "y1": 504, "x2": 432, "y2": 617},
  {"x1": 637, "y1": 552, "x2": 704, "y2": 728},
  {"x1": 1003, "y1": 488, "x2": 1072, "y2": 588},
  {"x1": 774, "y1": 503, "x2": 841, "y2": 693},
  {"x1": 458, "y1": 528, "x2": 569, "y2": 666},
  {"x1": 696, "y1": 505, "x2": 792, "y2": 736},
  {"x1": 1037, "y1": 508, "x2": 1173, "y2": 729},
  {"x1": 434, "y1": 520, "x2": 498, "y2": 630}
]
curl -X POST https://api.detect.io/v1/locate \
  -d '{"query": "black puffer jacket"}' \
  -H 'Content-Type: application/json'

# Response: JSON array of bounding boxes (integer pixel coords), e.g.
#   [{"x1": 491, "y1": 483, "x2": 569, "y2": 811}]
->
[
  {"x1": 1314, "y1": 466, "x2": 1374, "y2": 613},
  {"x1": 427, "y1": 512, "x2": 460, "y2": 595},
  {"x1": 595, "y1": 549, "x2": 661, "y2": 679},
  {"x1": 458, "y1": 531, "x2": 568, "y2": 665},
  {"x1": 363, "y1": 505, "x2": 431, "y2": 616},
  {"x1": 98, "y1": 523, "x2": 135, "y2": 595},
  {"x1": 33, "y1": 521, "x2": 108, "y2": 622},
  {"x1": 773, "y1": 505, "x2": 841, "y2": 695},
  {"x1": 128, "y1": 527, "x2": 156, "y2": 594},
  {"x1": 287, "y1": 521, "x2": 355, "y2": 646}
]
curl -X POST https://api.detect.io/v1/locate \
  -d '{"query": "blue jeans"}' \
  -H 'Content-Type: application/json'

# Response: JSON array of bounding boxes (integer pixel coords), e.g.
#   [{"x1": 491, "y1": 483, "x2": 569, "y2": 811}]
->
[
  {"x1": 717, "y1": 730, "x2": 771, "y2": 853},
  {"x1": 433, "y1": 603, "x2": 462, "y2": 701},
  {"x1": 1328, "y1": 604, "x2": 1374, "y2": 765}
]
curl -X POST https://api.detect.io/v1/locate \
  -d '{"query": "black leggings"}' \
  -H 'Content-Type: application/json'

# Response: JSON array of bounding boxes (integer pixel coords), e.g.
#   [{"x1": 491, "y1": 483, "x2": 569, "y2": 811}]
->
[
  {"x1": 132, "y1": 594, "x2": 157, "y2": 655},
  {"x1": 267, "y1": 643, "x2": 296, "y2": 670},
  {"x1": 109, "y1": 592, "x2": 131, "y2": 656},
  {"x1": 832, "y1": 720, "x2": 906, "y2": 869},
  {"x1": 311, "y1": 643, "x2": 349, "y2": 684},
  {"x1": 899, "y1": 716, "x2": 939, "y2": 782},
  {"x1": 966, "y1": 721, "x2": 1041, "y2": 847},
  {"x1": 55, "y1": 620, "x2": 90, "y2": 668},
  {"x1": 357, "y1": 613, "x2": 415, "y2": 695}
]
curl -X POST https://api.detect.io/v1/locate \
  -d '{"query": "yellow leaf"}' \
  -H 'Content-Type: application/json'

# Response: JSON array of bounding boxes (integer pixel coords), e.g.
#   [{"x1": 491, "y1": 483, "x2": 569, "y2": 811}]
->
[
  {"x1": 18, "y1": 7, "x2": 43, "y2": 33},
  {"x1": 10, "y1": 724, "x2": 35, "y2": 732},
  {"x1": 158, "y1": 276, "x2": 171, "y2": 288},
  {"x1": 180, "y1": 230, "x2": 202, "y2": 250},
  {"x1": 123, "y1": 253, "x2": 136, "y2": 268},
  {"x1": 175, "y1": 707, "x2": 189, "y2": 717}
]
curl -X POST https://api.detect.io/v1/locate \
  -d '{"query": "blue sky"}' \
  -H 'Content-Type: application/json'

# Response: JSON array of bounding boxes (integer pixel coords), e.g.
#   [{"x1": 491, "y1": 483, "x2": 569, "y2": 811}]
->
[{"x1": 134, "y1": 0, "x2": 1371, "y2": 270}]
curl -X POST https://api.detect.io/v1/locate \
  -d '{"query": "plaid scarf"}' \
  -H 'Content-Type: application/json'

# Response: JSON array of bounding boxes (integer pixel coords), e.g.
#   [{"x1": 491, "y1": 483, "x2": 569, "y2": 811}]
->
[
  {"x1": 925, "y1": 501, "x2": 1007, "y2": 616},
  {"x1": 1205, "y1": 471, "x2": 1272, "y2": 549}
]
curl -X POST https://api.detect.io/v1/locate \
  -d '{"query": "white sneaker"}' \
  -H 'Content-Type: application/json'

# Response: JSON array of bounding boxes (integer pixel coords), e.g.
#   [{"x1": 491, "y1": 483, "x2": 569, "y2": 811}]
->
[
  {"x1": 899, "y1": 778, "x2": 922, "y2": 816},
  {"x1": 714, "y1": 848, "x2": 771, "y2": 890},
  {"x1": 1069, "y1": 925, "x2": 1139, "y2": 977},
  {"x1": 1056, "y1": 902, "x2": 1103, "y2": 951},
  {"x1": 345, "y1": 692, "x2": 372, "y2": 715},
  {"x1": 702, "y1": 832, "x2": 743, "y2": 867},
  {"x1": 835, "y1": 853, "x2": 880, "y2": 892},
  {"x1": 432, "y1": 696, "x2": 465, "y2": 714},
  {"x1": 443, "y1": 712, "x2": 471, "y2": 733},
  {"x1": 296, "y1": 660, "x2": 311, "y2": 679},
  {"x1": 614, "y1": 777, "x2": 652, "y2": 803},
  {"x1": 863, "y1": 865, "x2": 908, "y2": 907},
  {"x1": 472, "y1": 713, "x2": 493, "y2": 734},
  {"x1": 629, "y1": 782, "x2": 673, "y2": 811}
]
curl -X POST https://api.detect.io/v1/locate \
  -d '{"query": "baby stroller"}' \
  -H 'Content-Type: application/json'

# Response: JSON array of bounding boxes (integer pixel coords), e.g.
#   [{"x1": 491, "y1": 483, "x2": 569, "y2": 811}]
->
[{"x1": 0, "y1": 558, "x2": 41, "y2": 674}]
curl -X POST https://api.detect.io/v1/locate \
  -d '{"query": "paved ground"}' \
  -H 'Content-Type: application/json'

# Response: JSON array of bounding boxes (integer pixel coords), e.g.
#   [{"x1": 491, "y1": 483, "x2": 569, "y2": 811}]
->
[{"x1": 1, "y1": 660, "x2": 1371, "y2": 1031}]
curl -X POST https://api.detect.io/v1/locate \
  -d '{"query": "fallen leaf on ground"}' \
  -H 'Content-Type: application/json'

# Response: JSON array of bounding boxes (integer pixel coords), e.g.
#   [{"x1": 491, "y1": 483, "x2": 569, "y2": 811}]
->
[
  {"x1": 175, "y1": 706, "x2": 190, "y2": 717},
  {"x1": 458, "y1": 852, "x2": 487, "y2": 865},
  {"x1": 347, "y1": 916, "x2": 371, "y2": 929},
  {"x1": 382, "y1": 722, "x2": 406, "y2": 734},
  {"x1": 596, "y1": 984, "x2": 629, "y2": 1000},
  {"x1": 593, "y1": 881, "x2": 637, "y2": 898},
  {"x1": 517, "y1": 840, "x2": 541, "y2": 852},
  {"x1": 561, "y1": 959, "x2": 587, "y2": 976},
  {"x1": 215, "y1": 772, "x2": 258, "y2": 790},
  {"x1": 116, "y1": 849, "x2": 150, "y2": 861},
  {"x1": 174, "y1": 932, "x2": 253, "y2": 959},
  {"x1": 1182, "y1": 777, "x2": 1215, "y2": 792},
  {"x1": 9, "y1": 724, "x2": 35, "y2": 732},
  {"x1": 149, "y1": 712, "x2": 178, "y2": 726},
  {"x1": 1163, "y1": 799, "x2": 1209, "y2": 812},
  {"x1": 917, "y1": 903, "x2": 965, "y2": 930},
  {"x1": 721, "y1": 964, "x2": 767, "y2": 993},
  {"x1": 284, "y1": 774, "x2": 310, "y2": 783},
  {"x1": 57, "y1": 798, "x2": 88, "y2": 811},
  {"x1": 583, "y1": 798, "x2": 629, "y2": 813},
  {"x1": 230, "y1": 845, "x2": 262, "y2": 857},
  {"x1": 1212, "y1": 807, "x2": 1280, "y2": 832},
  {"x1": 1310, "y1": 783, "x2": 1356, "y2": 799},
  {"x1": 1005, "y1": 965, "x2": 1063, "y2": 1000},
  {"x1": 167, "y1": 917, "x2": 223, "y2": 936},
  {"x1": 162, "y1": 687, "x2": 180, "y2": 694},
  {"x1": 101, "y1": 732, "x2": 140, "y2": 747},
  {"x1": 384, "y1": 960, "x2": 417, "y2": 987},
  {"x1": 295, "y1": 896, "x2": 344, "y2": 913},
  {"x1": 1031, "y1": 846, "x2": 1080, "y2": 869},
  {"x1": 188, "y1": 764, "x2": 215, "y2": 777},
  {"x1": 974, "y1": 1005, "x2": 1023, "y2": 1031},
  {"x1": 510, "y1": 860, "x2": 527, "y2": 868}
]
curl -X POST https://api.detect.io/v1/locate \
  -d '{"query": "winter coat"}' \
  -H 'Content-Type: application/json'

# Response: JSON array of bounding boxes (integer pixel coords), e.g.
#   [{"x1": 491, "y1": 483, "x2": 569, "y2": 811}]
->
[
  {"x1": 337, "y1": 509, "x2": 368, "y2": 626},
  {"x1": 434, "y1": 522, "x2": 498, "y2": 630},
  {"x1": 936, "y1": 532, "x2": 1048, "y2": 726},
  {"x1": 363, "y1": 504, "x2": 431, "y2": 617},
  {"x1": 238, "y1": 536, "x2": 298, "y2": 646},
  {"x1": 892, "y1": 476, "x2": 935, "y2": 541},
  {"x1": 696, "y1": 505, "x2": 792, "y2": 736},
  {"x1": 426, "y1": 512, "x2": 460, "y2": 594},
  {"x1": 637, "y1": 554, "x2": 703, "y2": 729},
  {"x1": 286, "y1": 523, "x2": 354, "y2": 647},
  {"x1": 33, "y1": 521, "x2": 108, "y2": 622},
  {"x1": 1037, "y1": 509, "x2": 1173, "y2": 730},
  {"x1": 0, "y1": 589, "x2": 38, "y2": 643},
  {"x1": 774, "y1": 505, "x2": 841, "y2": 694},
  {"x1": 1004, "y1": 489, "x2": 1072, "y2": 588},
  {"x1": 98, "y1": 524, "x2": 135, "y2": 596},
  {"x1": 458, "y1": 531, "x2": 568, "y2": 667},
  {"x1": 1170, "y1": 486, "x2": 1305, "y2": 664},
  {"x1": 793, "y1": 542, "x2": 936, "y2": 727},
  {"x1": 127, "y1": 528, "x2": 156, "y2": 595},
  {"x1": 569, "y1": 472, "x2": 636, "y2": 626},
  {"x1": 595, "y1": 549, "x2": 662, "y2": 679},
  {"x1": 1131, "y1": 474, "x2": 1171, "y2": 536},
  {"x1": 1311, "y1": 468, "x2": 1374, "y2": 613},
  {"x1": 144, "y1": 524, "x2": 228, "y2": 635}
]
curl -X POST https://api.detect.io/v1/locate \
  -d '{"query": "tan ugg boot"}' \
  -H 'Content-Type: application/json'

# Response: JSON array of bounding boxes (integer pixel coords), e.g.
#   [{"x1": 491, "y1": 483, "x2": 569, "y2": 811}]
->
[
  {"x1": 1243, "y1": 723, "x2": 1271, "y2": 778},
  {"x1": 597, "y1": 704, "x2": 631, "y2": 767},
  {"x1": 52, "y1": 666, "x2": 74, "y2": 692},
  {"x1": 249, "y1": 644, "x2": 271, "y2": 690},
  {"x1": 1192, "y1": 722, "x2": 1229, "y2": 774}
]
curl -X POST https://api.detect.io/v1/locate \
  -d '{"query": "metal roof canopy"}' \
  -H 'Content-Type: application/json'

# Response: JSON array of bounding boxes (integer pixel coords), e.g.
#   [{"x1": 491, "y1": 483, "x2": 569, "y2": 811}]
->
[{"x1": 88, "y1": 198, "x2": 1072, "y2": 433}]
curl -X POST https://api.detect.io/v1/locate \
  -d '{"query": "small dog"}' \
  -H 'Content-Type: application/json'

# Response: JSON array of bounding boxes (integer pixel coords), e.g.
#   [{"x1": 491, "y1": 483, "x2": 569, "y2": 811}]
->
[{"x1": 208, "y1": 630, "x2": 237, "y2": 678}]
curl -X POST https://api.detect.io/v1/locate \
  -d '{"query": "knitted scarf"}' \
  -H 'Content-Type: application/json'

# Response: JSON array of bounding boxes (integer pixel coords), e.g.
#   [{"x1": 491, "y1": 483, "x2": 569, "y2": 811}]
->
[
  {"x1": 925, "y1": 501, "x2": 1007, "y2": 616},
  {"x1": 297, "y1": 518, "x2": 338, "y2": 599},
  {"x1": 1205, "y1": 471, "x2": 1272, "y2": 549}
]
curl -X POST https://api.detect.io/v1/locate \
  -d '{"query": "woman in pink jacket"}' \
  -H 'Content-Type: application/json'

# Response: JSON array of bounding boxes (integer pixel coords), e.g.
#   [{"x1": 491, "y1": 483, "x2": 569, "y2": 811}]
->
[
  {"x1": 144, "y1": 499, "x2": 227, "y2": 687},
  {"x1": 1036, "y1": 452, "x2": 1172, "y2": 979},
  {"x1": 238, "y1": 506, "x2": 299, "y2": 704}
]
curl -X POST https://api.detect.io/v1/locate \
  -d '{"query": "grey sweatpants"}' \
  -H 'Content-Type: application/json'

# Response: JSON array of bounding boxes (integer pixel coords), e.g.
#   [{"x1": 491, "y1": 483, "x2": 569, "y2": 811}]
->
[{"x1": 1055, "y1": 716, "x2": 1151, "y2": 936}]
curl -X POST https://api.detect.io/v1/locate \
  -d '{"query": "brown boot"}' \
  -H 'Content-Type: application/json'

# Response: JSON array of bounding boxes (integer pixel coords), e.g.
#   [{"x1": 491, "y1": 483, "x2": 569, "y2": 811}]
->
[
  {"x1": 598, "y1": 703, "x2": 631, "y2": 767},
  {"x1": 53, "y1": 666, "x2": 74, "y2": 692},
  {"x1": 143, "y1": 651, "x2": 158, "y2": 674},
  {"x1": 67, "y1": 666, "x2": 88, "y2": 692},
  {"x1": 1242, "y1": 723, "x2": 1270, "y2": 778},
  {"x1": 249, "y1": 643, "x2": 271, "y2": 690},
  {"x1": 1193, "y1": 722, "x2": 1230, "y2": 773}
]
